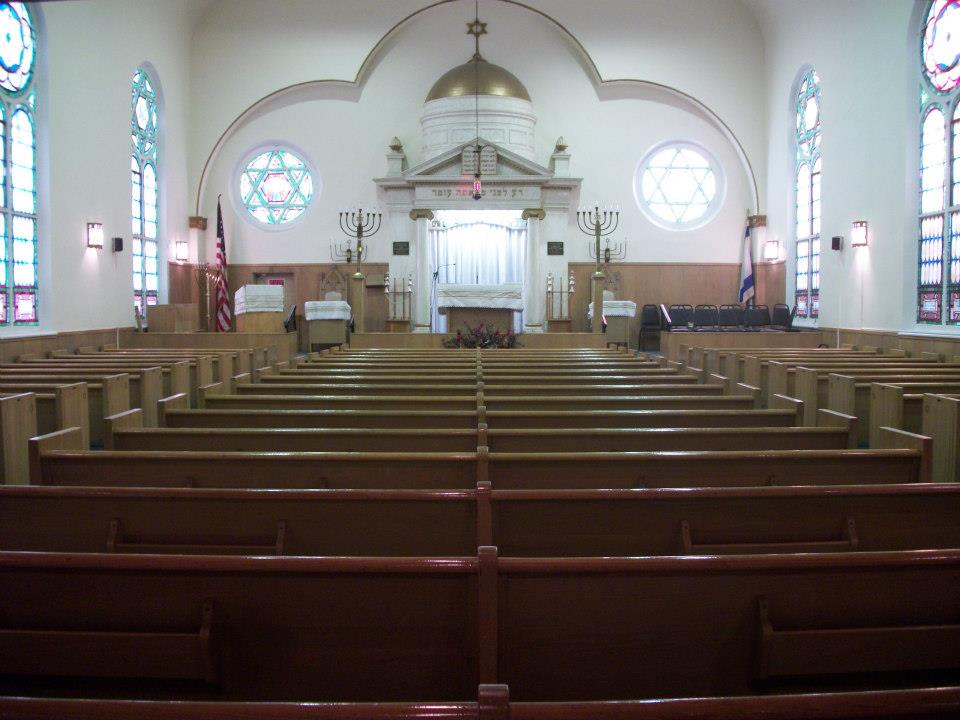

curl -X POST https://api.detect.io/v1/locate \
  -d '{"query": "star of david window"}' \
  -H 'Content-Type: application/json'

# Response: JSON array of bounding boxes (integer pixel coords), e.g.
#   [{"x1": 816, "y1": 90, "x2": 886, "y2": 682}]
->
[
  {"x1": 238, "y1": 149, "x2": 315, "y2": 226},
  {"x1": 635, "y1": 143, "x2": 723, "y2": 230}
]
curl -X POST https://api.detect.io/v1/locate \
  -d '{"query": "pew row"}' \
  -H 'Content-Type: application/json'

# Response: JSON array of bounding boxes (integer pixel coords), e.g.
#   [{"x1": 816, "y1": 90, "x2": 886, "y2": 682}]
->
[
  {"x1": 3, "y1": 686, "x2": 960, "y2": 720},
  {"x1": 868, "y1": 381, "x2": 960, "y2": 448},
  {"x1": 0, "y1": 549, "x2": 957, "y2": 700},
  {"x1": 29, "y1": 426, "x2": 930, "y2": 488},
  {"x1": 923, "y1": 393, "x2": 960, "y2": 483},
  {"x1": 105, "y1": 412, "x2": 857, "y2": 453},
  {"x1": 3, "y1": 482, "x2": 959, "y2": 556},
  {"x1": 0, "y1": 393, "x2": 36, "y2": 485},
  {"x1": 0, "y1": 382, "x2": 88, "y2": 448}
]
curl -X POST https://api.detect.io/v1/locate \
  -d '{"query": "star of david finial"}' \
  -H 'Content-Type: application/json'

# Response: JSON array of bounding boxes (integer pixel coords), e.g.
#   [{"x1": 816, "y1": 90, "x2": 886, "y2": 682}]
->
[{"x1": 467, "y1": 19, "x2": 487, "y2": 38}]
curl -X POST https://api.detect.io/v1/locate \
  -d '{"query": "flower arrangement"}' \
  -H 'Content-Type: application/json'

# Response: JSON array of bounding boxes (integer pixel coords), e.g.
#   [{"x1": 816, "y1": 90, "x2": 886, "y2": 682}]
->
[{"x1": 443, "y1": 323, "x2": 520, "y2": 349}]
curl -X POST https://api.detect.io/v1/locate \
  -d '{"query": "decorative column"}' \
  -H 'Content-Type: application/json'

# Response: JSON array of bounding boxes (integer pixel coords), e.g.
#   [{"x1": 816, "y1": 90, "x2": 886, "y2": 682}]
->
[
  {"x1": 350, "y1": 273, "x2": 366, "y2": 333},
  {"x1": 410, "y1": 209, "x2": 435, "y2": 333},
  {"x1": 522, "y1": 208, "x2": 546, "y2": 333}
]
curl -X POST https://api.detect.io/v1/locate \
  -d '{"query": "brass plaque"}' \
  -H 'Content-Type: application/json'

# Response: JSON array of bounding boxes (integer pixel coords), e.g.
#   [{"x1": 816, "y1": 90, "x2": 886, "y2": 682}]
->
[
  {"x1": 547, "y1": 241, "x2": 564, "y2": 256},
  {"x1": 393, "y1": 241, "x2": 410, "y2": 256}
]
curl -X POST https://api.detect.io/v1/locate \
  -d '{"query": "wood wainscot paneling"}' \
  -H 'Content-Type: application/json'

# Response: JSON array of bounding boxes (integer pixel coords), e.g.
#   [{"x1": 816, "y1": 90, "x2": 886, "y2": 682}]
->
[
  {"x1": 821, "y1": 328, "x2": 960, "y2": 361},
  {"x1": 754, "y1": 260, "x2": 786, "y2": 308},
  {"x1": 0, "y1": 327, "x2": 137, "y2": 363}
]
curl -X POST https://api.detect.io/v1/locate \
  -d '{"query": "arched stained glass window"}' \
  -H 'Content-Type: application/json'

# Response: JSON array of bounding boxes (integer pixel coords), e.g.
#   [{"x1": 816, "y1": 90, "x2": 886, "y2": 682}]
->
[
  {"x1": 918, "y1": 1, "x2": 960, "y2": 324},
  {"x1": 239, "y1": 149, "x2": 314, "y2": 225},
  {"x1": 794, "y1": 68, "x2": 822, "y2": 320},
  {"x1": 0, "y1": 2, "x2": 36, "y2": 327},
  {"x1": 131, "y1": 67, "x2": 159, "y2": 316}
]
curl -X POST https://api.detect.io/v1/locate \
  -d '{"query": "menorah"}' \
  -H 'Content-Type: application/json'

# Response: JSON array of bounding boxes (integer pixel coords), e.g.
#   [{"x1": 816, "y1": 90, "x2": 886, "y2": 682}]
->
[
  {"x1": 336, "y1": 207, "x2": 382, "y2": 333},
  {"x1": 577, "y1": 204, "x2": 620, "y2": 333},
  {"x1": 589, "y1": 237, "x2": 627, "y2": 266},
  {"x1": 194, "y1": 262, "x2": 223, "y2": 331},
  {"x1": 330, "y1": 238, "x2": 365, "y2": 266}
]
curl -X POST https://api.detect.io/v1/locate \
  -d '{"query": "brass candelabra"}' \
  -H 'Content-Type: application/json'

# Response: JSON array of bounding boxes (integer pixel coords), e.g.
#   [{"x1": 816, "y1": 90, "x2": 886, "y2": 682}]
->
[{"x1": 576, "y1": 204, "x2": 620, "y2": 333}]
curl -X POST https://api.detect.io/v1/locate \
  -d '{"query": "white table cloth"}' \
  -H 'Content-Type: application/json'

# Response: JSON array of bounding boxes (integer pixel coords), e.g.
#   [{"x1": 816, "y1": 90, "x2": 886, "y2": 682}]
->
[
  {"x1": 235, "y1": 284, "x2": 284, "y2": 315},
  {"x1": 436, "y1": 283, "x2": 523, "y2": 312},
  {"x1": 305, "y1": 300, "x2": 351, "y2": 321},
  {"x1": 587, "y1": 299, "x2": 637, "y2": 320}
]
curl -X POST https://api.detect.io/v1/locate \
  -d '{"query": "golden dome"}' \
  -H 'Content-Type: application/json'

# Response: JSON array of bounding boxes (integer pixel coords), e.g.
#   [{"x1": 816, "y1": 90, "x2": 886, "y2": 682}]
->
[{"x1": 426, "y1": 57, "x2": 530, "y2": 102}]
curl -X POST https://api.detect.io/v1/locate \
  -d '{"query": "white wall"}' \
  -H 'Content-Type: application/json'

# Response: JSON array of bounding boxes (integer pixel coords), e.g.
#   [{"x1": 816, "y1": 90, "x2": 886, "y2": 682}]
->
[
  {"x1": 9, "y1": 0, "x2": 199, "y2": 336},
  {"x1": 193, "y1": 0, "x2": 765, "y2": 284},
  {"x1": 755, "y1": 0, "x2": 916, "y2": 333}
]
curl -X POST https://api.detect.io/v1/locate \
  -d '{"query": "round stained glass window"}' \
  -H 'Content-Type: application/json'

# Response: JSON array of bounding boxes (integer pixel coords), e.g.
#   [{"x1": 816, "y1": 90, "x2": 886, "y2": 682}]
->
[
  {"x1": 923, "y1": 0, "x2": 960, "y2": 93},
  {"x1": 0, "y1": 2, "x2": 34, "y2": 94},
  {"x1": 239, "y1": 149, "x2": 315, "y2": 225},
  {"x1": 635, "y1": 142, "x2": 723, "y2": 229}
]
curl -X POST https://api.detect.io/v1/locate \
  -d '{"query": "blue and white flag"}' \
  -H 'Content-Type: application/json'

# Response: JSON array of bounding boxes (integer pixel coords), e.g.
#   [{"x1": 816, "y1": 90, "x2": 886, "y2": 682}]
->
[{"x1": 738, "y1": 222, "x2": 755, "y2": 305}]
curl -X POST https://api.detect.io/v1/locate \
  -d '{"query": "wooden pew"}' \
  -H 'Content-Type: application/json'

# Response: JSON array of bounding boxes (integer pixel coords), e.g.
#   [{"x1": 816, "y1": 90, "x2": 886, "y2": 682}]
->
[
  {"x1": 29, "y1": 426, "x2": 928, "y2": 489},
  {"x1": 3, "y1": 482, "x2": 960, "y2": 556},
  {"x1": 0, "y1": 549, "x2": 957, "y2": 700},
  {"x1": 3, "y1": 686, "x2": 959, "y2": 720},
  {"x1": 923, "y1": 393, "x2": 960, "y2": 483},
  {"x1": 0, "y1": 373, "x2": 126, "y2": 446},
  {"x1": 0, "y1": 551, "x2": 479, "y2": 700},
  {"x1": 484, "y1": 408, "x2": 798, "y2": 429},
  {"x1": 165, "y1": 407, "x2": 482, "y2": 430},
  {"x1": 791, "y1": 365, "x2": 960, "y2": 426},
  {"x1": 105, "y1": 421, "x2": 856, "y2": 454},
  {"x1": 0, "y1": 382, "x2": 88, "y2": 448},
  {"x1": 1, "y1": 365, "x2": 161, "y2": 426},
  {"x1": 0, "y1": 393, "x2": 36, "y2": 485},
  {"x1": 492, "y1": 549, "x2": 960, "y2": 699},
  {"x1": 235, "y1": 382, "x2": 709, "y2": 399},
  {"x1": 869, "y1": 381, "x2": 960, "y2": 448}
]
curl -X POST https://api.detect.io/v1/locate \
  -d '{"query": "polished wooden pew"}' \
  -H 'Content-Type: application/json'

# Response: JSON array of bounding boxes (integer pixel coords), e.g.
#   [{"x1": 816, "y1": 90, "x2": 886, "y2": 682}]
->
[
  {"x1": 30, "y1": 425, "x2": 928, "y2": 489},
  {"x1": 0, "y1": 382, "x2": 88, "y2": 448},
  {"x1": 6, "y1": 482, "x2": 958, "y2": 556},
  {"x1": 0, "y1": 393, "x2": 35, "y2": 485},
  {"x1": 0, "y1": 549, "x2": 957, "y2": 700},
  {"x1": 105, "y1": 417, "x2": 856, "y2": 454},
  {"x1": 869, "y1": 381, "x2": 960, "y2": 448},
  {"x1": 1, "y1": 365, "x2": 160, "y2": 425},
  {"x1": 923, "y1": 393, "x2": 960, "y2": 483},
  {"x1": 0, "y1": 372, "x2": 126, "y2": 445},
  {"x1": 0, "y1": 552, "x2": 479, "y2": 701},
  {"x1": 3, "y1": 686, "x2": 960, "y2": 720},
  {"x1": 234, "y1": 382, "x2": 710, "y2": 399},
  {"x1": 790, "y1": 365, "x2": 960, "y2": 427}
]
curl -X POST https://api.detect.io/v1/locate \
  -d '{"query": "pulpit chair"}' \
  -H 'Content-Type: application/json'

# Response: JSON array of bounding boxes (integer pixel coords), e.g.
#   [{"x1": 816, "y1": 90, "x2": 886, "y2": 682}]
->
[
  {"x1": 639, "y1": 304, "x2": 661, "y2": 351},
  {"x1": 771, "y1": 303, "x2": 792, "y2": 329},
  {"x1": 718, "y1": 304, "x2": 744, "y2": 331},
  {"x1": 693, "y1": 304, "x2": 719, "y2": 330},
  {"x1": 668, "y1": 304, "x2": 694, "y2": 331},
  {"x1": 744, "y1": 304, "x2": 771, "y2": 328}
]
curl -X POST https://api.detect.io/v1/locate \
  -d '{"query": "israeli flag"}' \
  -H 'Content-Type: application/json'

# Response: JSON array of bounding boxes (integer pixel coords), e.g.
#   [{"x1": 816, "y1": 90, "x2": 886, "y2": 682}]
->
[{"x1": 738, "y1": 223, "x2": 755, "y2": 305}]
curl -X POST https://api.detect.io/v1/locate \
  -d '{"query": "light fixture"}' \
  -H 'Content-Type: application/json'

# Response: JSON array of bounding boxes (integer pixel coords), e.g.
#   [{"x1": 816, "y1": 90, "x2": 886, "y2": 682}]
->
[
  {"x1": 469, "y1": 0, "x2": 487, "y2": 200},
  {"x1": 851, "y1": 220, "x2": 868, "y2": 247},
  {"x1": 763, "y1": 238, "x2": 781, "y2": 261},
  {"x1": 175, "y1": 240, "x2": 189, "y2": 262},
  {"x1": 86, "y1": 222, "x2": 104, "y2": 249}
]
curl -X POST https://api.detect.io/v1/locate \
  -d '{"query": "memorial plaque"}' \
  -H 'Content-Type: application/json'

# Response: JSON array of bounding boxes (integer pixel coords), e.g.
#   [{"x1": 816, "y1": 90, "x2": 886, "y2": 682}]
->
[
  {"x1": 547, "y1": 241, "x2": 564, "y2": 256},
  {"x1": 392, "y1": 241, "x2": 410, "y2": 256}
]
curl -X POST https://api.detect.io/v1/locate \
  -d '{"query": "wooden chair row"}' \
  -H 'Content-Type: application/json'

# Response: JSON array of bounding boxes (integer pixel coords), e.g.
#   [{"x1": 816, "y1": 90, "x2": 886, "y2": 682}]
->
[
  {"x1": 29, "y1": 424, "x2": 931, "y2": 489},
  {"x1": 0, "y1": 547, "x2": 957, "y2": 700},
  {"x1": 4, "y1": 482, "x2": 958, "y2": 557}
]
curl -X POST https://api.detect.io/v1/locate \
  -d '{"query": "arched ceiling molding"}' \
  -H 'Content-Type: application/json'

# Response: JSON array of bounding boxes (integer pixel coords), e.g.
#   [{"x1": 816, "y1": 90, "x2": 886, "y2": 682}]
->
[{"x1": 194, "y1": 0, "x2": 760, "y2": 215}]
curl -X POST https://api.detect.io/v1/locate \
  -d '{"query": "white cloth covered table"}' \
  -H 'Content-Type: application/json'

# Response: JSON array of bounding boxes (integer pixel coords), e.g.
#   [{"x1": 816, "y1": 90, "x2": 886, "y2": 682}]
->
[
  {"x1": 234, "y1": 284, "x2": 284, "y2": 315},
  {"x1": 587, "y1": 299, "x2": 637, "y2": 320},
  {"x1": 436, "y1": 283, "x2": 523, "y2": 313},
  {"x1": 305, "y1": 300, "x2": 351, "y2": 321}
]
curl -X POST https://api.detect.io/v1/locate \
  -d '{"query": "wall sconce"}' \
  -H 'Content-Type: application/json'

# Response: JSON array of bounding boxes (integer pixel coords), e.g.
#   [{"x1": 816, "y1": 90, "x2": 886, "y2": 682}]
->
[
  {"x1": 175, "y1": 240, "x2": 189, "y2": 262},
  {"x1": 86, "y1": 222, "x2": 104, "y2": 249},
  {"x1": 851, "y1": 220, "x2": 868, "y2": 247},
  {"x1": 763, "y1": 238, "x2": 781, "y2": 261}
]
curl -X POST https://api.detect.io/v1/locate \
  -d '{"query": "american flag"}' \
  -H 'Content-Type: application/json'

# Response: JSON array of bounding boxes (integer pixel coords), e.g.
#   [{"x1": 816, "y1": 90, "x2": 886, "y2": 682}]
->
[{"x1": 215, "y1": 198, "x2": 232, "y2": 332}]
